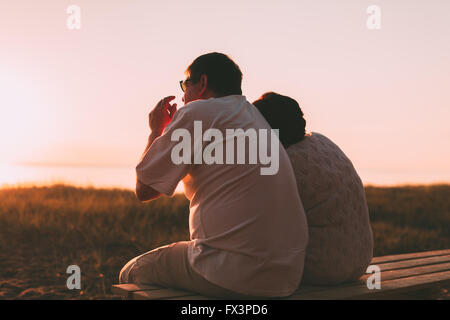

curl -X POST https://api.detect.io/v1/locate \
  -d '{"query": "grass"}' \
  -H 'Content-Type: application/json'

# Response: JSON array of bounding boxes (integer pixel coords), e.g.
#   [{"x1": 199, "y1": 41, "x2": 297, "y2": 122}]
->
[
  {"x1": 365, "y1": 185, "x2": 450, "y2": 255},
  {"x1": 0, "y1": 184, "x2": 448, "y2": 299}
]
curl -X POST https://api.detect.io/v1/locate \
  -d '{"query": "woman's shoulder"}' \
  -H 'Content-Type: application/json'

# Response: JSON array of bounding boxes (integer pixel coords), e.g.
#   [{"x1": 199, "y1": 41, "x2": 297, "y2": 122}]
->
[
  {"x1": 308, "y1": 131, "x2": 332, "y2": 142},
  {"x1": 287, "y1": 131, "x2": 334, "y2": 151},
  {"x1": 286, "y1": 131, "x2": 351, "y2": 166}
]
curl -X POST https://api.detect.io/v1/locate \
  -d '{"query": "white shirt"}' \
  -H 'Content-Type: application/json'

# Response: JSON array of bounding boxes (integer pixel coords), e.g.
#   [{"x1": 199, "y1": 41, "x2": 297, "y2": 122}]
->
[{"x1": 136, "y1": 95, "x2": 309, "y2": 296}]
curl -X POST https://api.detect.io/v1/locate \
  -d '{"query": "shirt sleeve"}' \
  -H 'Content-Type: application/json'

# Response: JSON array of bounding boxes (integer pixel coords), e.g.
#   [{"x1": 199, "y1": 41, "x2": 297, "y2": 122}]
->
[{"x1": 136, "y1": 108, "x2": 193, "y2": 196}]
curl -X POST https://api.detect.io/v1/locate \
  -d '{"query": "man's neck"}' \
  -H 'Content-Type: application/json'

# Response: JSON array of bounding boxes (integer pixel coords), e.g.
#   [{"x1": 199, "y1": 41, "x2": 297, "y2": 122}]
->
[{"x1": 200, "y1": 91, "x2": 219, "y2": 100}]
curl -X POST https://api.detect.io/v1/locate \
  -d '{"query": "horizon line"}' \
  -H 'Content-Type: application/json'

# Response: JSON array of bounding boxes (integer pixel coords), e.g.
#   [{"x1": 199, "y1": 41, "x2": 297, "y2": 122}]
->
[{"x1": 6, "y1": 162, "x2": 135, "y2": 169}]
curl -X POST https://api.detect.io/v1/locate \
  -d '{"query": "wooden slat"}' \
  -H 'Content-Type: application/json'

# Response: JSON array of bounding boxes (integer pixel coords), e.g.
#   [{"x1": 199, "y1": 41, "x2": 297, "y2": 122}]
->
[
  {"x1": 289, "y1": 260, "x2": 450, "y2": 296},
  {"x1": 375, "y1": 254, "x2": 450, "y2": 271},
  {"x1": 111, "y1": 284, "x2": 163, "y2": 298},
  {"x1": 371, "y1": 249, "x2": 450, "y2": 264},
  {"x1": 288, "y1": 270, "x2": 450, "y2": 300},
  {"x1": 364, "y1": 262, "x2": 450, "y2": 281},
  {"x1": 133, "y1": 288, "x2": 194, "y2": 300},
  {"x1": 112, "y1": 284, "x2": 162, "y2": 294},
  {"x1": 166, "y1": 295, "x2": 217, "y2": 300},
  {"x1": 351, "y1": 270, "x2": 450, "y2": 300}
]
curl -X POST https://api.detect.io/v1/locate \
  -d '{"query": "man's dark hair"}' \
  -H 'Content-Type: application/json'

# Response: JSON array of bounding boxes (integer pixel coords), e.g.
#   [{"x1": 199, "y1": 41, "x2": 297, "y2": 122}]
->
[
  {"x1": 186, "y1": 52, "x2": 243, "y2": 96},
  {"x1": 253, "y1": 92, "x2": 306, "y2": 149}
]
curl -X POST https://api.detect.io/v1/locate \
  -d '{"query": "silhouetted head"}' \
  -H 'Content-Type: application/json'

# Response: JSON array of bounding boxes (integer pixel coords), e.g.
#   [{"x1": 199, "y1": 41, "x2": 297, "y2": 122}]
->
[
  {"x1": 253, "y1": 92, "x2": 306, "y2": 149},
  {"x1": 181, "y1": 52, "x2": 243, "y2": 104}
]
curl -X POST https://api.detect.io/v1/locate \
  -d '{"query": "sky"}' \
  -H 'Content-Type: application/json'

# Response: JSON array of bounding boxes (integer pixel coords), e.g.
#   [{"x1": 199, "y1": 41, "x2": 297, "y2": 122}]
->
[{"x1": 1, "y1": 0, "x2": 450, "y2": 184}]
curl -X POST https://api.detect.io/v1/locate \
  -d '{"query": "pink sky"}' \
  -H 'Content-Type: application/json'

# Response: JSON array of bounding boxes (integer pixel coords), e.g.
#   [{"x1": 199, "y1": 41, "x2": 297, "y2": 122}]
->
[{"x1": 1, "y1": 0, "x2": 450, "y2": 184}]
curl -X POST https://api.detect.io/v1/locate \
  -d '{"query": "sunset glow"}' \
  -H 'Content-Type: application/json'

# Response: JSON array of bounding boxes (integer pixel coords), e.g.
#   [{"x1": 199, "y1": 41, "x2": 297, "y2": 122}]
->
[{"x1": 1, "y1": 0, "x2": 449, "y2": 187}]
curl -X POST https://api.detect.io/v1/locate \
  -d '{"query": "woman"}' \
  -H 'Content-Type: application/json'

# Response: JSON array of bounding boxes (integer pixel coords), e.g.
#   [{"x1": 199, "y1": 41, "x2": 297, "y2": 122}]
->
[{"x1": 253, "y1": 92, "x2": 373, "y2": 285}]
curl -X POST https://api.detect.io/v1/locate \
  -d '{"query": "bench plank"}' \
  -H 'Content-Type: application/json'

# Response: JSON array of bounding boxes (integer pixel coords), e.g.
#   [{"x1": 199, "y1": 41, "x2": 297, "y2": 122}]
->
[
  {"x1": 112, "y1": 284, "x2": 162, "y2": 295},
  {"x1": 364, "y1": 261, "x2": 450, "y2": 282},
  {"x1": 166, "y1": 295, "x2": 217, "y2": 300},
  {"x1": 112, "y1": 283, "x2": 164, "y2": 299},
  {"x1": 133, "y1": 288, "x2": 194, "y2": 300},
  {"x1": 371, "y1": 249, "x2": 450, "y2": 264},
  {"x1": 288, "y1": 270, "x2": 450, "y2": 300},
  {"x1": 375, "y1": 254, "x2": 450, "y2": 272},
  {"x1": 289, "y1": 259, "x2": 450, "y2": 296}
]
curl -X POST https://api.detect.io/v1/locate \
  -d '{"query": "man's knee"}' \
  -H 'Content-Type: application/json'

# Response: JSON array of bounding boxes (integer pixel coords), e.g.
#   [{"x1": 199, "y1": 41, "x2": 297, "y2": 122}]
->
[
  {"x1": 118, "y1": 257, "x2": 138, "y2": 284},
  {"x1": 118, "y1": 242, "x2": 189, "y2": 285}
]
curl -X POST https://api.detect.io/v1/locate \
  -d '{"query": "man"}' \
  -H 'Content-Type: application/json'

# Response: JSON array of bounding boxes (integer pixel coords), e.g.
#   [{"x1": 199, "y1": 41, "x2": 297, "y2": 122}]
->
[{"x1": 119, "y1": 52, "x2": 309, "y2": 298}]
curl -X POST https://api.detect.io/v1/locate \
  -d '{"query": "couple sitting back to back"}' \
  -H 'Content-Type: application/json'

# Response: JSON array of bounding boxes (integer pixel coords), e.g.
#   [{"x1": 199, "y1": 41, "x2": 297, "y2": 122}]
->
[{"x1": 119, "y1": 52, "x2": 373, "y2": 299}]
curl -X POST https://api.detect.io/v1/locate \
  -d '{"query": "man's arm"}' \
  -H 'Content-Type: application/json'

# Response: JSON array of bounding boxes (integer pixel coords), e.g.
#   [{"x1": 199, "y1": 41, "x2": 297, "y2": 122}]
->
[
  {"x1": 135, "y1": 133, "x2": 162, "y2": 202},
  {"x1": 135, "y1": 96, "x2": 177, "y2": 203},
  {"x1": 136, "y1": 178, "x2": 161, "y2": 202}
]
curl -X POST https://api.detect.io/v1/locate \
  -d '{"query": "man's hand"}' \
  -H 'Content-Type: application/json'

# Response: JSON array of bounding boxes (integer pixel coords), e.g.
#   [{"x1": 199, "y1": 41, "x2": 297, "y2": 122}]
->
[{"x1": 148, "y1": 96, "x2": 177, "y2": 136}]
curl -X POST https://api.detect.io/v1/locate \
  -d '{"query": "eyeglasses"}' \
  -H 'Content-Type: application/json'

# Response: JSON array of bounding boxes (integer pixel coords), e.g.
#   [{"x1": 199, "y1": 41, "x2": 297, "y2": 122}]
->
[{"x1": 179, "y1": 77, "x2": 196, "y2": 92}]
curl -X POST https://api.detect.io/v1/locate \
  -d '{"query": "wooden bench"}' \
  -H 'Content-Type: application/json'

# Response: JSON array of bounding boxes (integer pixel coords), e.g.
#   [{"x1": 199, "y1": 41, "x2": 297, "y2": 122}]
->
[{"x1": 112, "y1": 249, "x2": 450, "y2": 300}]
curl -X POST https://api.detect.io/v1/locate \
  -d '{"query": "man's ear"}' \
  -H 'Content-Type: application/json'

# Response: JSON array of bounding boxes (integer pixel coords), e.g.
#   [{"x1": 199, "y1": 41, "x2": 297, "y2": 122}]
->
[{"x1": 199, "y1": 74, "x2": 208, "y2": 97}]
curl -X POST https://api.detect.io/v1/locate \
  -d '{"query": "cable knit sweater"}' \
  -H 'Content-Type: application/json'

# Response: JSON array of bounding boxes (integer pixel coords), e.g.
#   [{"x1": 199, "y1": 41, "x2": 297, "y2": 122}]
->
[{"x1": 286, "y1": 132, "x2": 374, "y2": 285}]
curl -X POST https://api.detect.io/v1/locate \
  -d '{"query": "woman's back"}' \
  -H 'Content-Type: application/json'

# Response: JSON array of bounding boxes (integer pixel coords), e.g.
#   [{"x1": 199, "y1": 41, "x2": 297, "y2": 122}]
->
[{"x1": 286, "y1": 132, "x2": 373, "y2": 285}]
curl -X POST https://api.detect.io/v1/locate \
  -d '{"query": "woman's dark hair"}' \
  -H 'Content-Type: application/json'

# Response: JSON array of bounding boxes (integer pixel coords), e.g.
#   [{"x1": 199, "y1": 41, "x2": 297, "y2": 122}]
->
[
  {"x1": 186, "y1": 52, "x2": 243, "y2": 96},
  {"x1": 253, "y1": 92, "x2": 306, "y2": 149}
]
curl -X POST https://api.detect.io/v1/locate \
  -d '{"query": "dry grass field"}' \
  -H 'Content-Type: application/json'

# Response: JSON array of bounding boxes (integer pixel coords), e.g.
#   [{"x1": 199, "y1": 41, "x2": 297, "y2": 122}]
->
[{"x1": 0, "y1": 184, "x2": 448, "y2": 299}]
